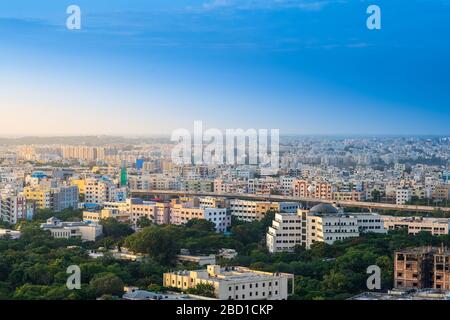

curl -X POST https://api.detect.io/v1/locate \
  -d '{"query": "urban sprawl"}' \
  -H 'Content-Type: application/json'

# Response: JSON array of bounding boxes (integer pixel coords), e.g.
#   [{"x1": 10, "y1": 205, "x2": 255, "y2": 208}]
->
[{"x1": 0, "y1": 135, "x2": 449, "y2": 300}]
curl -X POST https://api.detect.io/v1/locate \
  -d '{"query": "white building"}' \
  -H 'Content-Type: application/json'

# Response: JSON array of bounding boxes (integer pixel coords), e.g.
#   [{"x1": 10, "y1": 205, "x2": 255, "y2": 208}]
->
[
  {"x1": 41, "y1": 217, "x2": 103, "y2": 241},
  {"x1": 266, "y1": 204, "x2": 386, "y2": 251},
  {"x1": 84, "y1": 178, "x2": 122, "y2": 205},
  {"x1": 0, "y1": 191, "x2": 34, "y2": 224},
  {"x1": 267, "y1": 212, "x2": 303, "y2": 253},
  {"x1": 306, "y1": 206, "x2": 385, "y2": 248},
  {"x1": 170, "y1": 204, "x2": 231, "y2": 233},
  {"x1": 396, "y1": 188, "x2": 412, "y2": 205},
  {"x1": 164, "y1": 265, "x2": 294, "y2": 300},
  {"x1": 382, "y1": 216, "x2": 450, "y2": 236}
]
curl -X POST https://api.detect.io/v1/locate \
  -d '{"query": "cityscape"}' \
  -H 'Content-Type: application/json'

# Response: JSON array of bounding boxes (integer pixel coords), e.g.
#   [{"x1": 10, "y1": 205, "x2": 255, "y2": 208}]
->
[
  {"x1": 0, "y1": 135, "x2": 449, "y2": 301},
  {"x1": 0, "y1": 0, "x2": 450, "y2": 311}
]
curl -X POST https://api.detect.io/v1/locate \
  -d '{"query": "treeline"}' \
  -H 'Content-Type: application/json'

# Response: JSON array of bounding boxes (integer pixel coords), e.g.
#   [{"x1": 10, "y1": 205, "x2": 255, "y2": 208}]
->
[{"x1": 2, "y1": 208, "x2": 449, "y2": 300}]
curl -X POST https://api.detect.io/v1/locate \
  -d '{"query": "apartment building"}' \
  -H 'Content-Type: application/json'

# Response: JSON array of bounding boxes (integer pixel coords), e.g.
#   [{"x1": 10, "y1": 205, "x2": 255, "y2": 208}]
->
[
  {"x1": 266, "y1": 212, "x2": 303, "y2": 253},
  {"x1": 229, "y1": 199, "x2": 299, "y2": 222},
  {"x1": 394, "y1": 246, "x2": 450, "y2": 291},
  {"x1": 396, "y1": 187, "x2": 412, "y2": 205},
  {"x1": 434, "y1": 248, "x2": 450, "y2": 290},
  {"x1": 279, "y1": 176, "x2": 295, "y2": 196},
  {"x1": 332, "y1": 190, "x2": 366, "y2": 202},
  {"x1": 394, "y1": 247, "x2": 435, "y2": 290},
  {"x1": 163, "y1": 265, "x2": 294, "y2": 300},
  {"x1": 179, "y1": 180, "x2": 214, "y2": 193},
  {"x1": 293, "y1": 180, "x2": 332, "y2": 200},
  {"x1": 306, "y1": 204, "x2": 385, "y2": 248},
  {"x1": 266, "y1": 204, "x2": 386, "y2": 251},
  {"x1": 84, "y1": 198, "x2": 170, "y2": 225},
  {"x1": 0, "y1": 191, "x2": 34, "y2": 224},
  {"x1": 434, "y1": 184, "x2": 450, "y2": 201},
  {"x1": 170, "y1": 203, "x2": 231, "y2": 232},
  {"x1": 382, "y1": 216, "x2": 450, "y2": 236},
  {"x1": 41, "y1": 217, "x2": 103, "y2": 241},
  {"x1": 24, "y1": 185, "x2": 78, "y2": 212},
  {"x1": 83, "y1": 208, "x2": 130, "y2": 223},
  {"x1": 84, "y1": 178, "x2": 125, "y2": 205},
  {"x1": 127, "y1": 199, "x2": 170, "y2": 225}
]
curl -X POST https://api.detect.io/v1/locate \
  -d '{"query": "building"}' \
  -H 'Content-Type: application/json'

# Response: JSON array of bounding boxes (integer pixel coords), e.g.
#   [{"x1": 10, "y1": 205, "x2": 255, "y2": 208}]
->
[
  {"x1": 84, "y1": 178, "x2": 124, "y2": 205},
  {"x1": 0, "y1": 229, "x2": 21, "y2": 239},
  {"x1": 229, "y1": 199, "x2": 299, "y2": 222},
  {"x1": 293, "y1": 180, "x2": 332, "y2": 200},
  {"x1": 394, "y1": 247, "x2": 435, "y2": 290},
  {"x1": 349, "y1": 289, "x2": 450, "y2": 300},
  {"x1": 176, "y1": 254, "x2": 217, "y2": 266},
  {"x1": 0, "y1": 191, "x2": 34, "y2": 224},
  {"x1": 163, "y1": 265, "x2": 294, "y2": 300},
  {"x1": 332, "y1": 190, "x2": 366, "y2": 202},
  {"x1": 170, "y1": 203, "x2": 231, "y2": 232},
  {"x1": 40, "y1": 217, "x2": 103, "y2": 241},
  {"x1": 395, "y1": 246, "x2": 450, "y2": 291},
  {"x1": 83, "y1": 208, "x2": 130, "y2": 223},
  {"x1": 266, "y1": 212, "x2": 303, "y2": 253},
  {"x1": 382, "y1": 216, "x2": 450, "y2": 236},
  {"x1": 396, "y1": 187, "x2": 412, "y2": 205},
  {"x1": 266, "y1": 204, "x2": 386, "y2": 251},
  {"x1": 24, "y1": 185, "x2": 78, "y2": 212},
  {"x1": 84, "y1": 198, "x2": 170, "y2": 226},
  {"x1": 434, "y1": 248, "x2": 450, "y2": 290},
  {"x1": 306, "y1": 204, "x2": 385, "y2": 248},
  {"x1": 434, "y1": 184, "x2": 450, "y2": 201},
  {"x1": 122, "y1": 287, "x2": 208, "y2": 300}
]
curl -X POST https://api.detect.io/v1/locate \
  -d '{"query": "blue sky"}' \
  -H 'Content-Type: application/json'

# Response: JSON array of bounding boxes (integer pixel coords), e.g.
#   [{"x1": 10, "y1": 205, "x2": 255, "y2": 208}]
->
[{"x1": 0, "y1": 0, "x2": 449, "y2": 136}]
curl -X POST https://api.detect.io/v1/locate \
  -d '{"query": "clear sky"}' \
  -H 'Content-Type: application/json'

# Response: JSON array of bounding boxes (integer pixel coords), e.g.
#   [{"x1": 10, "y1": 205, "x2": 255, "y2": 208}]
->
[{"x1": 0, "y1": 0, "x2": 449, "y2": 136}]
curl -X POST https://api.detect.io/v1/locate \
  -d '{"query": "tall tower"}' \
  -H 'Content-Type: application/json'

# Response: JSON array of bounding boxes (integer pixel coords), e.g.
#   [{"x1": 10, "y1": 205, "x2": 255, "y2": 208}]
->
[{"x1": 120, "y1": 165, "x2": 127, "y2": 187}]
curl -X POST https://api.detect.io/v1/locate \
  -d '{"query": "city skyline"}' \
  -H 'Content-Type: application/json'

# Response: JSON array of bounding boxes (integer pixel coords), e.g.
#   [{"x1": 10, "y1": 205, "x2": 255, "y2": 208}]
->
[{"x1": 1, "y1": 0, "x2": 449, "y2": 135}]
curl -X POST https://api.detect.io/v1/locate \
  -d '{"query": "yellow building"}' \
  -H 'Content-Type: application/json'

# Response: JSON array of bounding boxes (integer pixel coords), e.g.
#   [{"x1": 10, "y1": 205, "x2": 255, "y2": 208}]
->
[
  {"x1": 23, "y1": 186, "x2": 52, "y2": 209},
  {"x1": 163, "y1": 265, "x2": 294, "y2": 300},
  {"x1": 71, "y1": 178, "x2": 86, "y2": 195},
  {"x1": 83, "y1": 208, "x2": 130, "y2": 223}
]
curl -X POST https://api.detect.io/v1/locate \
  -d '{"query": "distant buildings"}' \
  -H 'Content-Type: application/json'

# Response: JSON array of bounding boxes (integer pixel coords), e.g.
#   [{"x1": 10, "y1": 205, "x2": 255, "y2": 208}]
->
[
  {"x1": 163, "y1": 265, "x2": 294, "y2": 300},
  {"x1": 40, "y1": 217, "x2": 102, "y2": 241}
]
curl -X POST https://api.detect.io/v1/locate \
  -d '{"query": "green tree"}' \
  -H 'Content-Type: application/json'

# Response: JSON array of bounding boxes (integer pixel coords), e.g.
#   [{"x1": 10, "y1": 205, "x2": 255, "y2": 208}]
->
[
  {"x1": 186, "y1": 283, "x2": 216, "y2": 298},
  {"x1": 124, "y1": 226, "x2": 179, "y2": 264},
  {"x1": 89, "y1": 272, "x2": 124, "y2": 298},
  {"x1": 100, "y1": 218, "x2": 134, "y2": 239}
]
